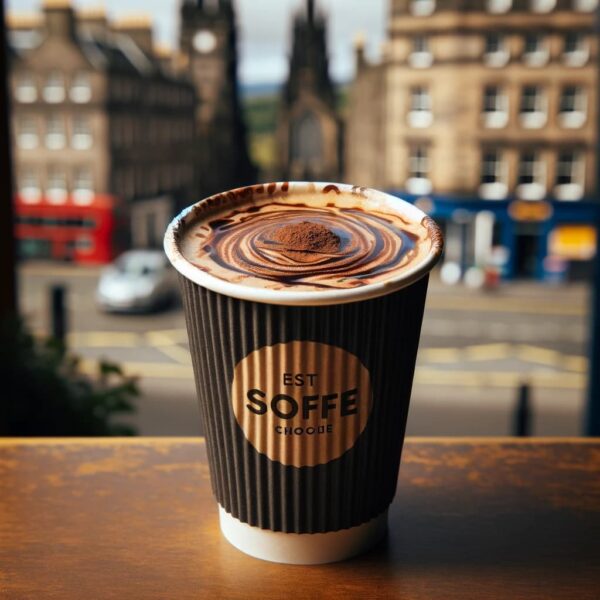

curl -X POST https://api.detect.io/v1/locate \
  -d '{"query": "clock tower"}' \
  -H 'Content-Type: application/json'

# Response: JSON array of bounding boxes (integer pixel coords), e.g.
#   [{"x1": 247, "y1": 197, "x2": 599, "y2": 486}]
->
[{"x1": 180, "y1": 0, "x2": 255, "y2": 196}]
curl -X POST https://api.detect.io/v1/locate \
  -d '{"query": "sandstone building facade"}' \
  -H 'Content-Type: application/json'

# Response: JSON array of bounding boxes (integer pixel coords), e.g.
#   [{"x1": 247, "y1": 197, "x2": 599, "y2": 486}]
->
[{"x1": 346, "y1": 0, "x2": 597, "y2": 279}]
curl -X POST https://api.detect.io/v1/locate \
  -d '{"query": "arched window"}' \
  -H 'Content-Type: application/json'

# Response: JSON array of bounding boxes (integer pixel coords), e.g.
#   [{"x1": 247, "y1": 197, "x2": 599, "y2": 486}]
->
[{"x1": 291, "y1": 111, "x2": 323, "y2": 166}]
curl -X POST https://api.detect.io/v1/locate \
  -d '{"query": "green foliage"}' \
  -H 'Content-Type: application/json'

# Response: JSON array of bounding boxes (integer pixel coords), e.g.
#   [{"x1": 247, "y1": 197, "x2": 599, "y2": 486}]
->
[
  {"x1": 244, "y1": 94, "x2": 279, "y2": 136},
  {"x1": 0, "y1": 318, "x2": 139, "y2": 436}
]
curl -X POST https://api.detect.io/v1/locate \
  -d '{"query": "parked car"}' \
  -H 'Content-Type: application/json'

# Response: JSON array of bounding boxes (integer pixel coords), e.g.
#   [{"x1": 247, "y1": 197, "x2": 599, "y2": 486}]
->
[{"x1": 96, "y1": 250, "x2": 177, "y2": 313}]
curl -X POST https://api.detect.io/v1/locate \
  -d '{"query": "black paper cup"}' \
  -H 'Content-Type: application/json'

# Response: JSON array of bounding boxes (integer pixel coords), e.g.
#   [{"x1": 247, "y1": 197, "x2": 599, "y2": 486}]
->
[{"x1": 164, "y1": 182, "x2": 443, "y2": 564}]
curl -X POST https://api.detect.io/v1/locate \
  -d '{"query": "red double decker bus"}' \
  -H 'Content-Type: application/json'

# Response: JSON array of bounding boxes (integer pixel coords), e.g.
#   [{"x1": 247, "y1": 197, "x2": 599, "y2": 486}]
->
[{"x1": 14, "y1": 193, "x2": 126, "y2": 265}]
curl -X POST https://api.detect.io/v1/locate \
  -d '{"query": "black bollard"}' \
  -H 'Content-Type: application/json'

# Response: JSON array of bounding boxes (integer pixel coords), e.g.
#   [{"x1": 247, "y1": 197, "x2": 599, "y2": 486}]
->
[
  {"x1": 514, "y1": 382, "x2": 531, "y2": 437},
  {"x1": 50, "y1": 284, "x2": 67, "y2": 346}
]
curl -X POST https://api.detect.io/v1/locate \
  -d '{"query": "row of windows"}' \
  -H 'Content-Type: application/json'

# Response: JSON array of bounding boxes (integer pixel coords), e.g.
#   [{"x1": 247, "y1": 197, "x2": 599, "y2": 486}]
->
[
  {"x1": 16, "y1": 113, "x2": 93, "y2": 150},
  {"x1": 19, "y1": 166, "x2": 94, "y2": 205},
  {"x1": 408, "y1": 31, "x2": 592, "y2": 69},
  {"x1": 407, "y1": 84, "x2": 589, "y2": 129},
  {"x1": 409, "y1": 0, "x2": 596, "y2": 16},
  {"x1": 407, "y1": 147, "x2": 586, "y2": 201},
  {"x1": 14, "y1": 71, "x2": 92, "y2": 104},
  {"x1": 15, "y1": 113, "x2": 193, "y2": 151},
  {"x1": 13, "y1": 71, "x2": 195, "y2": 109}
]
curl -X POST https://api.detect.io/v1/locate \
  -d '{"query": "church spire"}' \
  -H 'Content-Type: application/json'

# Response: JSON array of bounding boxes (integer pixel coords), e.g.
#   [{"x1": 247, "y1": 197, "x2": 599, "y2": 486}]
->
[{"x1": 307, "y1": 0, "x2": 314, "y2": 24}]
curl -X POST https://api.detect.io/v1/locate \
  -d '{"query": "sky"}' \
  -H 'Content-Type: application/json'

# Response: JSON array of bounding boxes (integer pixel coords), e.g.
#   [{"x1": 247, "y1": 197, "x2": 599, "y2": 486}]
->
[{"x1": 7, "y1": 0, "x2": 387, "y2": 85}]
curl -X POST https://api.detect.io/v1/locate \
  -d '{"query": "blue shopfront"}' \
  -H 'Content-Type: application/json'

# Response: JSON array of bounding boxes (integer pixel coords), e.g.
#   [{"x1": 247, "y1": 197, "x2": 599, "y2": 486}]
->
[{"x1": 390, "y1": 191, "x2": 599, "y2": 281}]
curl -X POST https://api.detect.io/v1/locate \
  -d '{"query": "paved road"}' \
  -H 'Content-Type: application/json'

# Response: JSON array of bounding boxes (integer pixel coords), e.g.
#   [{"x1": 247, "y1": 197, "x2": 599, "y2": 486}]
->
[{"x1": 19, "y1": 262, "x2": 591, "y2": 436}]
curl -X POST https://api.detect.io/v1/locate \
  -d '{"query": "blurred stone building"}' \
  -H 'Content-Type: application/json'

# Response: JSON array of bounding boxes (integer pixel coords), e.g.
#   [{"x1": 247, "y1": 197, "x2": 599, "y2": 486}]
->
[
  {"x1": 8, "y1": 1, "x2": 196, "y2": 261},
  {"x1": 8, "y1": 0, "x2": 254, "y2": 263},
  {"x1": 276, "y1": 0, "x2": 342, "y2": 181},
  {"x1": 346, "y1": 0, "x2": 597, "y2": 280},
  {"x1": 179, "y1": 0, "x2": 255, "y2": 197}
]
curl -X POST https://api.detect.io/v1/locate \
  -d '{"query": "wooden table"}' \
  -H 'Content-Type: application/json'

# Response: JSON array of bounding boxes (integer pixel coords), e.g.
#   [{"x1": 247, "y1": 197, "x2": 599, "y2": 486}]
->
[{"x1": 1, "y1": 438, "x2": 599, "y2": 599}]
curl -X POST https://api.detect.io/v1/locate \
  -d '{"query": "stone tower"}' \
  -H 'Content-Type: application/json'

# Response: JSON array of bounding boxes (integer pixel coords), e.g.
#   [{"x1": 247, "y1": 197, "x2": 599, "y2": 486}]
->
[
  {"x1": 179, "y1": 0, "x2": 255, "y2": 197},
  {"x1": 277, "y1": 0, "x2": 342, "y2": 181}
]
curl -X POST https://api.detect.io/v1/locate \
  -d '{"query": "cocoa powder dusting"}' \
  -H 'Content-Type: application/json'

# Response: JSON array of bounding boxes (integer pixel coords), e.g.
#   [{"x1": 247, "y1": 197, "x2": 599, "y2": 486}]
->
[{"x1": 270, "y1": 221, "x2": 340, "y2": 254}]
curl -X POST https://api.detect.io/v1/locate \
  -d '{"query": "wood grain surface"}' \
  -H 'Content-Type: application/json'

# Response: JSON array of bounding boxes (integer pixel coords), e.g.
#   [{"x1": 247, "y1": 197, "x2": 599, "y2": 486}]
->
[{"x1": 1, "y1": 438, "x2": 599, "y2": 600}]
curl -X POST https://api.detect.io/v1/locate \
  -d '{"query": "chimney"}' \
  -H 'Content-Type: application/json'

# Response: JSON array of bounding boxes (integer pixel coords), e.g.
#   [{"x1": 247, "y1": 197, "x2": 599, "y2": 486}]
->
[
  {"x1": 43, "y1": 0, "x2": 76, "y2": 40},
  {"x1": 79, "y1": 6, "x2": 108, "y2": 39},
  {"x1": 112, "y1": 14, "x2": 153, "y2": 55}
]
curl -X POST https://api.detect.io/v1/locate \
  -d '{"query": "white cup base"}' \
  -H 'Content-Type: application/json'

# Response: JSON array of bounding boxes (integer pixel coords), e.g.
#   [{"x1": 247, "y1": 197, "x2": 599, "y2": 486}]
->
[{"x1": 218, "y1": 505, "x2": 388, "y2": 565}]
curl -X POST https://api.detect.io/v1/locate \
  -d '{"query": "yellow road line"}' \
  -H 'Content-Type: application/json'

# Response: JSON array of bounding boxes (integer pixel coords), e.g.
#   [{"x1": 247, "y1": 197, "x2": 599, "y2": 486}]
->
[
  {"x1": 426, "y1": 296, "x2": 585, "y2": 316},
  {"x1": 20, "y1": 267, "x2": 101, "y2": 278},
  {"x1": 79, "y1": 358, "x2": 584, "y2": 390},
  {"x1": 154, "y1": 343, "x2": 193, "y2": 366},
  {"x1": 463, "y1": 343, "x2": 512, "y2": 361},
  {"x1": 68, "y1": 331, "x2": 140, "y2": 348},
  {"x1": 418, "y1": 348, "x2": 462, "y2": 363},
  {"x1": 516, "y1": 345, "x2": 563, "y2": 368},
  {"x1": 415, "y1": 368, "x2": 584, "y2": 389},
  {"x1": 80, "y1": 359, "x2": 193, "y2": 380}
]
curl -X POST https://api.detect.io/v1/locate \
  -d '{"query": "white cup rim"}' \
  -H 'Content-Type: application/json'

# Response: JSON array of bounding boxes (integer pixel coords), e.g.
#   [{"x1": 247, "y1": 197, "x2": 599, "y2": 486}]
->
[{"x1": 164, "y1": 181, "x2": 444, "y2": 307}]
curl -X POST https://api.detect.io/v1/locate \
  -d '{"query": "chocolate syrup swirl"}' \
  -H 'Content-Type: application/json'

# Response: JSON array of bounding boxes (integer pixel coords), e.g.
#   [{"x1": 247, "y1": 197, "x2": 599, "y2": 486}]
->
[{"x1": 186, "y1": 201, "x2": 426, "y2": 290}]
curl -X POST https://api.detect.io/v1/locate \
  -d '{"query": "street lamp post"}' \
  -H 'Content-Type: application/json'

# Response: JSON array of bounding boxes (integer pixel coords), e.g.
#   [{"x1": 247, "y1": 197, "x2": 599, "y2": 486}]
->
[{"x1": 585, "y1": 6, "x2": 600, "y2": 435}]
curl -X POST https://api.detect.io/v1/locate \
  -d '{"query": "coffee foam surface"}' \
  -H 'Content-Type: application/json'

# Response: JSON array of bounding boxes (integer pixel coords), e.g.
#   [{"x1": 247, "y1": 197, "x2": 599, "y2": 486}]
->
[{"x1": 176, "y1": 183, "x2": 441, "y2": 293}]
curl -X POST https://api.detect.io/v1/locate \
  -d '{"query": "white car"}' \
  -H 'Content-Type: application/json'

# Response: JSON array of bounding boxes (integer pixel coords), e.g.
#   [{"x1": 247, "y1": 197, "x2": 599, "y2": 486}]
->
[{"x1": 96, "y1": 250, "x2": 177, "y2": 313}]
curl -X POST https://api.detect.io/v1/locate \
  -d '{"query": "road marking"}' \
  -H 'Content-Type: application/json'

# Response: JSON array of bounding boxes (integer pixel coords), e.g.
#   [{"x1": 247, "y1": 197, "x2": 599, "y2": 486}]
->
[
  {"x1": 78, "y1": 358, "x2": 585, "y2": 390},
  {"x1": 20, "y1": 266, "x2": 101, "y2": 278},
  {"x1": 516, "y1": 345, "x2": 563, "y2": 368},
  {"x1": 67, "y1": 331, "x2": 140, "y2": 348},
  {"x1": 426, "y1": 295, "x2": 585, "y2": 316},
  {"x1": 418, "y1": 348, "x2": 462, "y2": 363},
  {"x1": 415, "y1": 368, "x2": 584, "y2": 390},
  {"x1": 153, "y1": 344, "x2": 193, "y2": 366},
  {"x1": 463, "y1": 343, "x2": 512, "y2": 361},
  {"x1": 80, "y1": 359, "x2": 193, "y2": 380}
]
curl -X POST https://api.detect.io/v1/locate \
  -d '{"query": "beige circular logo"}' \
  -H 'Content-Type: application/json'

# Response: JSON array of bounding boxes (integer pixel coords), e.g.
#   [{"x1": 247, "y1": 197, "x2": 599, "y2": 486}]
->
[{"x1": 231, "y1": 341, "x2": 372, "y2": 467}]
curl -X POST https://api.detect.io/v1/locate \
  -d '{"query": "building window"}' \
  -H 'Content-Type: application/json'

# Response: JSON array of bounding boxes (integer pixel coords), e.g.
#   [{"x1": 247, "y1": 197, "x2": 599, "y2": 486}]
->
[
  {"x1": 71, "y1": 114, "x2": 93, "y2": 149},
  {"x1": 554, "y1": 150, "x2": 584, "y2": 201},
  {"x1": 47, "y1": 166, "x2": 68, "y2": 203},
  {"x1": 43, "y1": 71, "x2": 65, "y2": 103},
  {"x1": 483, "y1": 33, "x2": 509, "y2": 68},
  {"x1": 530, "y1": 0, "x2": 556, "y2": 12},
  {"x1": 14, "y1": 72, "x2": 37, "y2": 103},
  {"x1": 19, "y1": 168, "x2": 41, "y2": 203},
  {"x1": 563, "y1": 32, "x2": 589, "y2": 67},
  {"x1": 558, "y1": 86, "x2": 587, "y2": 128},
  {"x1": 482, "y1": 86, "x2": 508, "y2": 129},
  {"x1": 522, "y1": 34, "x2": 549, "y2": 67},
  {"x1": 487, "y1": 0, "x2": 512, "y2": 12},
  {"x1": 410, "y1": 0, "x2": 435, "y2": 16},
  {"x1": 70, "y1": 72, "x2": 92, "y2": 103},
  {"x1": 519, "y1": 86, "x2": 547, "y2": 129},
  {"x1": 408, "y1": 86, "x2": 432, "y2": 128},
  {"x1": 574, "y1": 0, "x2": 598, "y2": 11},
  {"x1": 45, "y1": 114, "x2": 66, "y2": 149},
  {"x1": 409, "y1": 36, "x2": 433, "y2": 68},
  {"x1": 406, "y1": 146, "x2": 432, "y2": 195},
  {"x1": 16, "y1": 114, "x2": 39, "y2": 149},
  {"x1": 479, "y1": 150, "x2": 508, "y2": 200},
  {"x1": 517, "y1": 151, "x2": 546, "y2": 200},
  {"x1": 73, "y1": 167, "x2": 94, "y2": 205}
]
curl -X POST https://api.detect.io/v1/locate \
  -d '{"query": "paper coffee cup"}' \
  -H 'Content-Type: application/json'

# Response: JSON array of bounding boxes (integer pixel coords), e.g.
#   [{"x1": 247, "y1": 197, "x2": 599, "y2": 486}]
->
[{"x1": 164, "y1": 182, "x2": 443, "y2": 564}]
